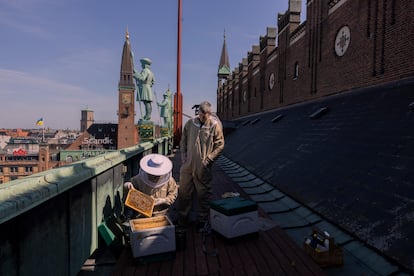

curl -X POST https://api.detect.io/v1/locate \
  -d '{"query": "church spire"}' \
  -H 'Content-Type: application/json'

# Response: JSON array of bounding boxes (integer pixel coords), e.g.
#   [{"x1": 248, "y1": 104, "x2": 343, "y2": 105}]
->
[
  {"x1": 119, "y1": 27, "x2": 135, "y2": 89},
  {"x1": 217, "y1": 29, "x2": 231, "y2": 80}
]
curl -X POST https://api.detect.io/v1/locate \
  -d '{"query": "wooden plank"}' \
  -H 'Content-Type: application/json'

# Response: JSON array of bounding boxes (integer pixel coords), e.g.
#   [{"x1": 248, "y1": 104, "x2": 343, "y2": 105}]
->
[
  {"x1": 171, "y1": 239, "x2": 185, "y2": 276},
  {"x1": 145, "y1": 261, "x2": 160, "y2": 275},
  {"x1": 230, "y1": 262, "x2": 248, "y2": 276},
  {"x1": 239, "y1": 236, "x2": 264, "y2": 272},
  {"x1": 223, "y1": 239, "x2": 246, "y2": 275},
  {"x1": 132, "y1": 257, "x2": 147, "y2": 275},
  {"x1": 252, "y1": 231, "x2": 286, "y2": 275},
  {"x1": 111, "y1": 248, "x2": 128, "y2": 275},
  {"x1": 242, "y1": 234, "x2": 274, "y2": 275},
  {"x1": 260, "y1": 229, "x2": 299, "y2": 275},
  {"x1": 194, "y1": 228, "x2": 209, "y2": 275},
  {"x1": 210, "y1": 233, "x2": 234, "y2": 275},
  {"x1": 111, "y1": 247, "x2": 140, "y2": 276},
  {"x1": 233, "y1": 237, "x2": 259, "y2": 275},
  {"x1": 122, "y1": 266, "x2": 137, "y2": 276},
  {"x1": 279, "y1": 229, "x2": 326, "y2": 275},
  {"x1": 183, "y1": 226, "x2": 196, "y2": 276},
  {"x1": 158, "y1": 257, "x2": 174, "y2": 276},
  {"x1": 267, "y1": 227, "x2": 325, "y2": 275},
  {"x1": 202, "y1": 233, "x2": 220, "y2": 275}
]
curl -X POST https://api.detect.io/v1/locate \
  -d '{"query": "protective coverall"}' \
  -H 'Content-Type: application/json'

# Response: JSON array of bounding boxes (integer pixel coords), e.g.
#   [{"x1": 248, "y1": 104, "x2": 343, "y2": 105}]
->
[{"x1": 178, "y1": 114, "x2": 225, "y2": 223}]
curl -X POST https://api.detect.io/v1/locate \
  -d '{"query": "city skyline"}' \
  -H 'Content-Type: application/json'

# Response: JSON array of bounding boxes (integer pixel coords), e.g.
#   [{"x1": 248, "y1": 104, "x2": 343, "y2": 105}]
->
[{"x1": 0, "y1": 0, "x2": 305, "y2": 130}]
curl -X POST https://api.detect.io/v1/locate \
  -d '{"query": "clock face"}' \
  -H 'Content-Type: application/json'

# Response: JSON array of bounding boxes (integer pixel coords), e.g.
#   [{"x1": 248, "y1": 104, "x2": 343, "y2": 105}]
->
[
  {"x1": 335, "y1": 25, "x2": 351, "y2": 57},
  {"x1": 268, "y1": 72, "x2": 275, "y2": 90},
  {"x1": 122, "y1": 93, "x2": 132, "y2": 104}
]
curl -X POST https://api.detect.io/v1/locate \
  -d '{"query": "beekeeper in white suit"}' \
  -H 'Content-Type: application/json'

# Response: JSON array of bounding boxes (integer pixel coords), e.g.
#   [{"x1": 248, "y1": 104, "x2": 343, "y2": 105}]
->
[{"x1": 123, "y1": 153, "x2": 178, "y2": 219}]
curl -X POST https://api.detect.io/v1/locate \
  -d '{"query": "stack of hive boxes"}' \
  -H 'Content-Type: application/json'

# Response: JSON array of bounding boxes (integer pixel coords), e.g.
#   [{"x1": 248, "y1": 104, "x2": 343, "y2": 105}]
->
[{"x1": 125, "y1": 188, "x2": 176, "y2": 258}]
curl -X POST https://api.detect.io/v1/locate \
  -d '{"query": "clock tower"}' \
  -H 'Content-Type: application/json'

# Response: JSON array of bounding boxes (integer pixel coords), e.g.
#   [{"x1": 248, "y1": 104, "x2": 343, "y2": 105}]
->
[{"x1": 117, "y1": 30, "x2": 138, "y2": 149}]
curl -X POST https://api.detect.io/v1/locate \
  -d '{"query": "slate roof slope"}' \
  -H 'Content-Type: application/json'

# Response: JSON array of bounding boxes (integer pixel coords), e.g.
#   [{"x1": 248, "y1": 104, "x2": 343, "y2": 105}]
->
[{"x1": 222, "y1": 77, "x2": 414, "y2": 272}]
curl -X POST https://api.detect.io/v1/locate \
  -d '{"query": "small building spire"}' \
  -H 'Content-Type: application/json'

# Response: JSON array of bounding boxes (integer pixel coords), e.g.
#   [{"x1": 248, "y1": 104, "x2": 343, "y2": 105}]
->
[{"x1": 218, "y1": 29, "x2": 231, "y2": 80}]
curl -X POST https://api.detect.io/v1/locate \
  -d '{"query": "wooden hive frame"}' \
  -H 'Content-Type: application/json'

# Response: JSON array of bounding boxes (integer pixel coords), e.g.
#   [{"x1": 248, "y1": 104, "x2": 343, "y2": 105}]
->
[
  {"x1": 130, "y1": 216, "x2": 171, "y2": 231},
  {"x1": 125, "y1": 188, "x2": 155, "y2": 218}
]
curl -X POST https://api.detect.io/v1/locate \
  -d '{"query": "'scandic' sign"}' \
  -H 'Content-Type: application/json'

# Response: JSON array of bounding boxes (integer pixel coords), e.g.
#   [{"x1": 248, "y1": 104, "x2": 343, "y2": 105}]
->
[{"x1": 82, "y1": 136, "x2": 113, "y2": 145}]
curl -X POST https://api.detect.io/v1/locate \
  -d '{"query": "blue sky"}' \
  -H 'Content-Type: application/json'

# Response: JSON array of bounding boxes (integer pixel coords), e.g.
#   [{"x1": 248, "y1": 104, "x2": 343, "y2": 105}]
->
[{"x1": 0, "y1": 0, "x2": 306, "y2": 130}]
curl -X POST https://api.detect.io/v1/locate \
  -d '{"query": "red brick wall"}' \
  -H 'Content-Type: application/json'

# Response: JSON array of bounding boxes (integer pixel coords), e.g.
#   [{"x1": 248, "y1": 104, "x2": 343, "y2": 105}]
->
[
  {"x1": 217, "y1": 0, "x2": 414, "y2": 120},
  {"x1": 383, "y1": 0, "x2": 414, "y2": 80},
  {"x1": 318, "y1": 0, "x2": 376, "y2": 94},
  {"x1": 284, "y1": 25, "x2": 311, "y2": 105}
]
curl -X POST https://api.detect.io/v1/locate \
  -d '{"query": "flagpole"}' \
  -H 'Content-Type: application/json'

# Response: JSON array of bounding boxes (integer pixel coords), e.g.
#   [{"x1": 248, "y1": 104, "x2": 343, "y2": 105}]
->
[
  {"x1": 174, "y1": 0, "x2": 183, "y2": 147},
  {"x1": 36, "y1": 118, "x2": 45, "y2": 143}
]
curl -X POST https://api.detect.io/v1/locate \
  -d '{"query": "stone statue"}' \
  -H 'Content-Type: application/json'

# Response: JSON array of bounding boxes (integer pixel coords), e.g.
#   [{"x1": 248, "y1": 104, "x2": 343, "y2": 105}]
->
[
  {"x1": 158, "y1": 91, "x2": 171, "y2": 129},
  {"x1": 134, "y1": 58, "x2": 155, "y2": 121}
]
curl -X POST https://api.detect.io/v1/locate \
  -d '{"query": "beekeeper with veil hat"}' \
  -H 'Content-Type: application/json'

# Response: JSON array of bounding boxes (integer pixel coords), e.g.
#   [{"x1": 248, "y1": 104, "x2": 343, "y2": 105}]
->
[{"x1": 123, "y1": 154, "x2": 178, "y2": 220}]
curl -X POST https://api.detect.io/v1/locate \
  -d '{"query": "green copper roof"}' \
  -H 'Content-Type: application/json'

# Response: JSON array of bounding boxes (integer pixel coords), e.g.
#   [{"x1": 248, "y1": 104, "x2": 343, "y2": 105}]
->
[{"x1": 218, "y1": 65, "x2": 231, "y2": 75}]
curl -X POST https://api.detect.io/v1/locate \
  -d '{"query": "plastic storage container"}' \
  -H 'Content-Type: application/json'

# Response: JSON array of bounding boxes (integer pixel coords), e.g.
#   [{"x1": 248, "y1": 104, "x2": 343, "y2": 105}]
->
[{"x1": 210, "y1": 197, "x2": 259, "y2": 238}]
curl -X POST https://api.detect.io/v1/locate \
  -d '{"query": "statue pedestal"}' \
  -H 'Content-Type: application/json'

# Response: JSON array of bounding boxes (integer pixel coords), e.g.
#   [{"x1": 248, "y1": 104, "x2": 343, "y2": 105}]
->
[
  {"x1": 160, "y1": 127, "x2": 170, "y2": 137},
  {"x1": 138, "y1": 120, "x2": 154, "y2": 142}
]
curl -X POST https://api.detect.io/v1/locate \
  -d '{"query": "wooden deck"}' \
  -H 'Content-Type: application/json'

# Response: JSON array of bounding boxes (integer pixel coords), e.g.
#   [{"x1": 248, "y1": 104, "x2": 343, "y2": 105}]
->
[{"x1": 111, "y1": 150, "x2": 325, "y2": 276}]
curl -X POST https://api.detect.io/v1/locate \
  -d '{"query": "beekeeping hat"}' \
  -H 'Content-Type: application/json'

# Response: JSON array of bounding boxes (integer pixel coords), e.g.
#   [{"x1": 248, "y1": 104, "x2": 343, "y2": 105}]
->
[
  {"x1": 140, "y1": 154, "x2": 172, "y2": 176},
  {"x1": 139, "y1": 154, "x2": 172, "y2": 188}
]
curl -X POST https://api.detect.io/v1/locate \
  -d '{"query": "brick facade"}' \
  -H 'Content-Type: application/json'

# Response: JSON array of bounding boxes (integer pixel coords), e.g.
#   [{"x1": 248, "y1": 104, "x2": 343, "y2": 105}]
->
[{"x1": 217, "y1": 0, "x2": 414, "y2": 120}]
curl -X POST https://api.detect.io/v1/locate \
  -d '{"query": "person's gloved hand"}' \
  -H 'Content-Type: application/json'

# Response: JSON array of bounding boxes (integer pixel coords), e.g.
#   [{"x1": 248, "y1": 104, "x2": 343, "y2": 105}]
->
[
  {"x1": 124, "y1": 182, "x2": 133, "y2": 190},
  {"x1": 154, "y1": 198, "x2": 166, "y2": 206},
  {"x1": 202, "y1": 158, "x2": 211, "y2": 168}
]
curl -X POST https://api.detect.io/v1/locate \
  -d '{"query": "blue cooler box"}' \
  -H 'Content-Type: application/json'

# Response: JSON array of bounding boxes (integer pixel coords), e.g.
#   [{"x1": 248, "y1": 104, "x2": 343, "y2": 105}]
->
[{"x1": 210, "y1": 197, "x2": 259, "y2": 238}]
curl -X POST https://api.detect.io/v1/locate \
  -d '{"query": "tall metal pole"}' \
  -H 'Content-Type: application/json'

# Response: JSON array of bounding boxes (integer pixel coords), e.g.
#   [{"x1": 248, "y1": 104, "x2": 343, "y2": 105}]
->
[
  {"x1": 174, "y1": 0, "x2": 183, "y2": 147},
  {"x1": 177, "y1": 0, "x2": 181, "y2": 98}
]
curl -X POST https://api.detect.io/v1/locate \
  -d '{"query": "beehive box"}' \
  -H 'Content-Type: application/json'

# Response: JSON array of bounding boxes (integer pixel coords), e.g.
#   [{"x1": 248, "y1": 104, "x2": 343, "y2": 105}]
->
[
  {"x1": 129, "y1": 215, "x2": 176, "y2": 258},
  {"x1": 210, "y1": 197, "x2": 259, "y2": 239},
  {"x1": 125, "y1": 188, "x2": 155, "y2": 217}
]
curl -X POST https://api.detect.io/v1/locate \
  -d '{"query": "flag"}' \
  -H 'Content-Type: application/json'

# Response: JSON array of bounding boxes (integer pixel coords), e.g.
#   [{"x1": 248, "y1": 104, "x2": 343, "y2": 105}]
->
[{"x1": 36, "y1": 118, "x2": 44, "y2": 126}]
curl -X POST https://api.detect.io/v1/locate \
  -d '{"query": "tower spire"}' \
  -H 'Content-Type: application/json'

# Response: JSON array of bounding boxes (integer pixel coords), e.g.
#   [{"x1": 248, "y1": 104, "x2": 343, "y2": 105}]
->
[
  {"x1": 119, "y1": 27, "x2": 134, "y2": 89},
  {"x1": 218, "y1": 29, "x2": 231, "y2": 80}
]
